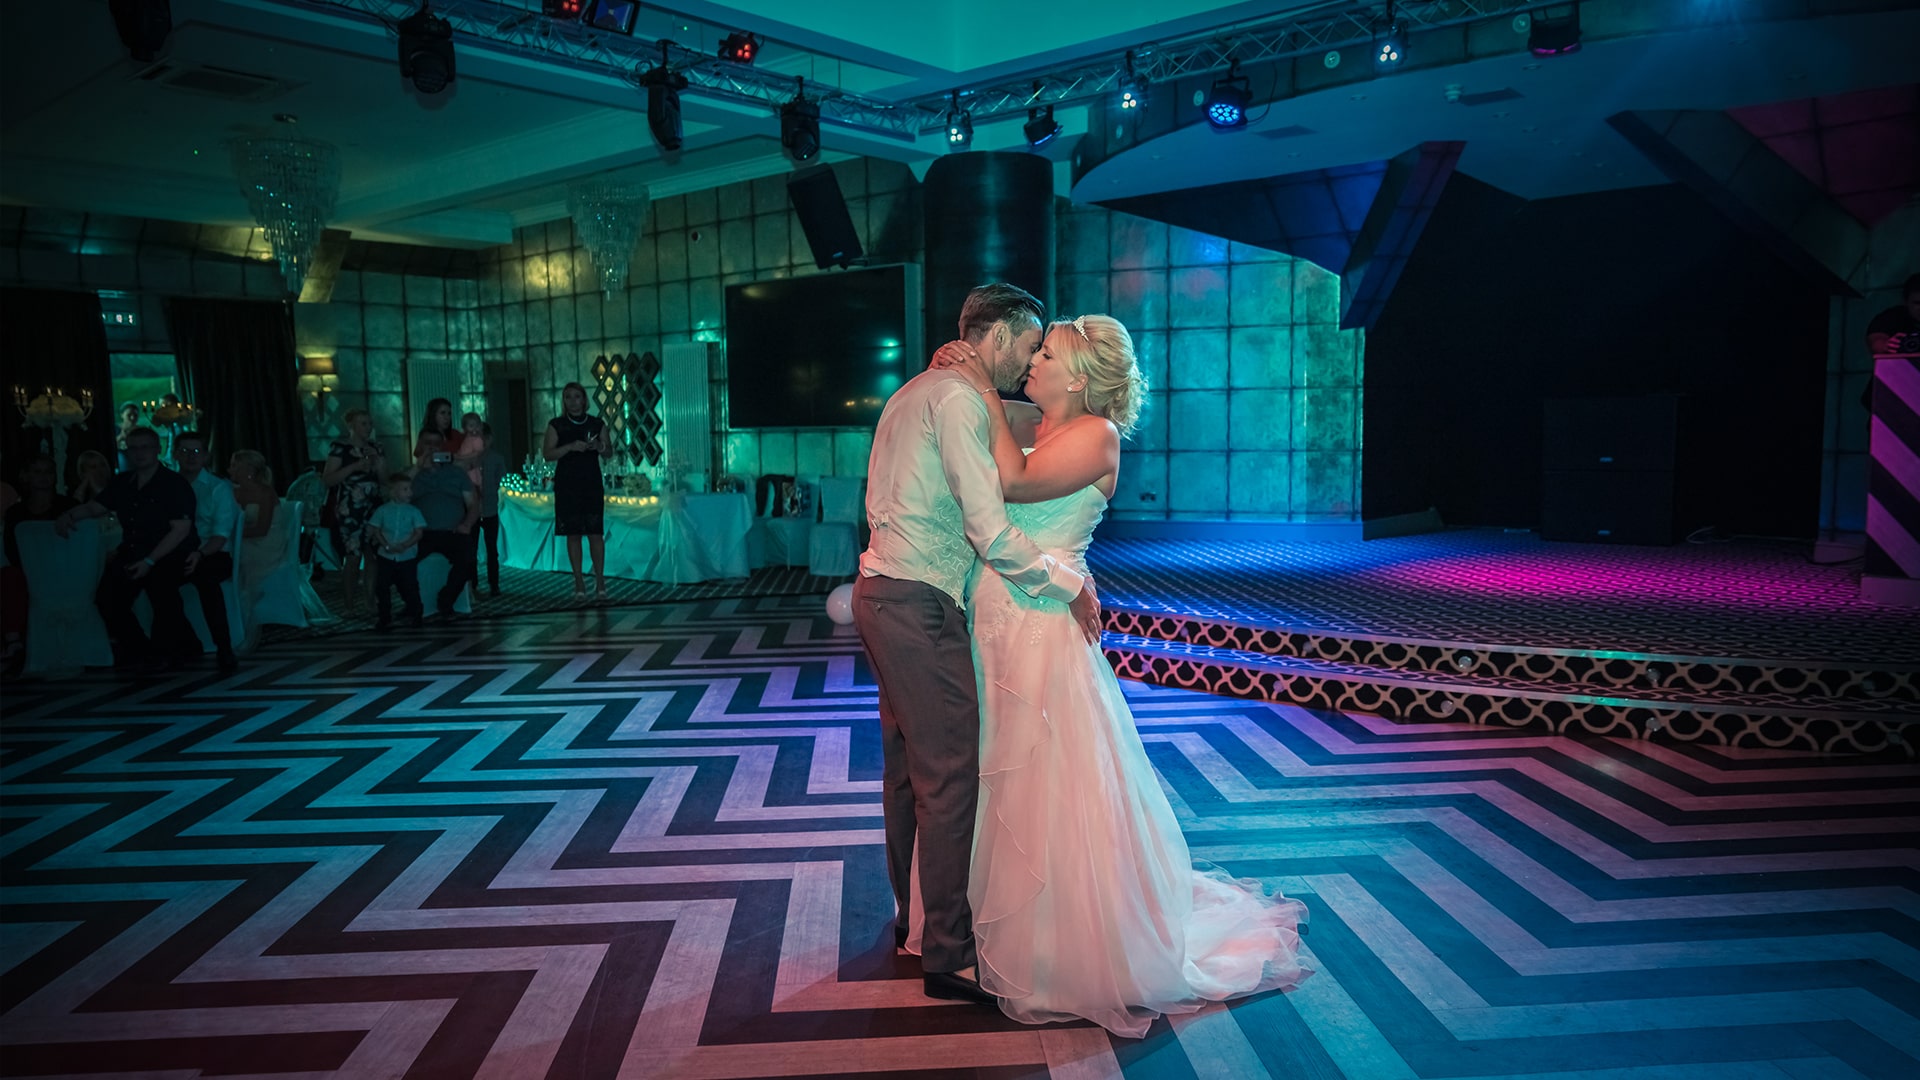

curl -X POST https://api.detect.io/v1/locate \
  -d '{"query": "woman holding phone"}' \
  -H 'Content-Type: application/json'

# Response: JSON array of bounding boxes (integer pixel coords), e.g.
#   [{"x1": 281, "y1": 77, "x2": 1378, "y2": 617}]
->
[{"x1": 542, "y1": 381, "x2": 609, "y2": 602}]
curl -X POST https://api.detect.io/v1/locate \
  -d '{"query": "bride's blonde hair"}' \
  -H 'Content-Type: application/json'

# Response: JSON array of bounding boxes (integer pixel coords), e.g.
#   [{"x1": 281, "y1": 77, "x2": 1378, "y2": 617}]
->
[{"x1": 1048, "y1": 315, "x2": 1147, "y2": 438}]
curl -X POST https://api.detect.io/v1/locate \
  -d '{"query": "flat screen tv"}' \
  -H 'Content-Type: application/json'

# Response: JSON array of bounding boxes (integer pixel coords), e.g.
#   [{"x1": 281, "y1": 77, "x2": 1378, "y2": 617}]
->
[{"x1": 725, "y1": 264, "x2": 922, "y2": 429}]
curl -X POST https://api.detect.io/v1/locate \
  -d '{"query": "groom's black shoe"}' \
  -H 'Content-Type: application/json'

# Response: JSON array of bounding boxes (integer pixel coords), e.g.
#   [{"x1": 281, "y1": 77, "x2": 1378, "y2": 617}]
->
[{"x1": 924, "y1": 969, "x2": 996, "y2": 1006}]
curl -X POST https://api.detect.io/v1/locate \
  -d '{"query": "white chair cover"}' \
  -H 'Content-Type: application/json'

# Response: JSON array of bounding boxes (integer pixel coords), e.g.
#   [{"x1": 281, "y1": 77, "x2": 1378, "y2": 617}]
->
[
  {"x1": 808, "y1": 476, "x2": 865, "y2": 577},
  {"x1": 16, "y1": 520, "x2": 114, "y2": 675},
  {"x1": 417, "y1": 549, "x2": 475, "y2": 614},
  {"x1": 243, "y1": 499, "x2": 311, "y2": 640}
]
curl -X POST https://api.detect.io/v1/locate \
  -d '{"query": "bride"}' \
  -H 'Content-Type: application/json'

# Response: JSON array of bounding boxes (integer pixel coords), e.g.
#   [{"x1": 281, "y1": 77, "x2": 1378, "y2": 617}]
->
[{"x1": 908, "y1": 314, "x2": 1311, "y2": 1038}]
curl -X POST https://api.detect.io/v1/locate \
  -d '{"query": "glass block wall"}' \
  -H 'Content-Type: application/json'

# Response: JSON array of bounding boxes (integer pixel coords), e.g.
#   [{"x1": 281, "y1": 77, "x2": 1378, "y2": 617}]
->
[
  {"x1": 1, "y1": 162, "x2": 1365, "y2": 522},
  {"x1": 1056, "y1": 203, "x2": 1364, "y2": 522},
  {"x1": 297, "y1": 160, "x2": 922, "y2": 487}
]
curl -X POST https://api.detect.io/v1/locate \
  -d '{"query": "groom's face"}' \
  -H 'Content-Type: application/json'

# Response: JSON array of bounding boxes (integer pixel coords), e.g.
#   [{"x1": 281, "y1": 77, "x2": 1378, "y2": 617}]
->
[{"x1": 986, "y1": 321, "x2": 1045, "y2": 393}]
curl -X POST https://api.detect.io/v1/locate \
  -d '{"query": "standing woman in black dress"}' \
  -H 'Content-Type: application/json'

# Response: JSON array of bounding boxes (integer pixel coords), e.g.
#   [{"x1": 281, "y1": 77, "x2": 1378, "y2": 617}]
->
[{"x1": 542, "y1": 382, "x2": 609, "y2": 602}]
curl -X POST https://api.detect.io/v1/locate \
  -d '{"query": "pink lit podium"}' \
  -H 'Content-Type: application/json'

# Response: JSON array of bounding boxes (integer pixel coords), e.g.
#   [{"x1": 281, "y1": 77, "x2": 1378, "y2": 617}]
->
[{"x1": 1864, "y1": 354, "x2": 1920, "y2": 608}]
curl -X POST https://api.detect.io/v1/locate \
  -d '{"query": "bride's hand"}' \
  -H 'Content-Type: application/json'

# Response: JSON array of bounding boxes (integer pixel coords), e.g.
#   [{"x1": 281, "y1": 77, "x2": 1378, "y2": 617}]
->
[
  {"x1": 1069, "y1": 578, "x2": 1101, "y2": 644},
  {"x1": 930, "y1": 341, "x2": 995, "y2": 394}
]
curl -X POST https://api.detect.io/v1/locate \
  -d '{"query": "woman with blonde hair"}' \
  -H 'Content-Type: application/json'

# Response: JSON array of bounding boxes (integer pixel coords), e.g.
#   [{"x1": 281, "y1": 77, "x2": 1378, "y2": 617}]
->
[
  {"x1": 921, "y1": 314, "x2": 1309, "y2": 1038},
  {"x1": 72, "y1": 449, "x2": 113, "y2": 502},
  {"x1": 230, "y1": 450, "x2": 287, "y2": 618}
]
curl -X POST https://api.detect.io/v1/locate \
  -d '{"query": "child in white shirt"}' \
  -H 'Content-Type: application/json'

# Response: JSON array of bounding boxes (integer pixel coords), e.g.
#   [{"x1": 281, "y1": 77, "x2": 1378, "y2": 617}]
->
[{"x1": 366, "y1": 474, "x2": 428, "y2": 629}]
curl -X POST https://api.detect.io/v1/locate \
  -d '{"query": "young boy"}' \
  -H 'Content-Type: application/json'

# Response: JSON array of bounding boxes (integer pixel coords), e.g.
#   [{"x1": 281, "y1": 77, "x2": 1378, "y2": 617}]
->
[{"x1": 366, "y1": 473, "x2": 428, "y2": 629}]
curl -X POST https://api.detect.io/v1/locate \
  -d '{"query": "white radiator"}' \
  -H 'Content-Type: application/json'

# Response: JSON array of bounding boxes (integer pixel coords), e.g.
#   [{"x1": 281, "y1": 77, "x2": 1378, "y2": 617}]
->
[
  {"x1": 662, "y1": 341, "x2": 715, "y2": 482},
  {"x1": 405, "y1": 355, "x2": 463, "y2": 438}
]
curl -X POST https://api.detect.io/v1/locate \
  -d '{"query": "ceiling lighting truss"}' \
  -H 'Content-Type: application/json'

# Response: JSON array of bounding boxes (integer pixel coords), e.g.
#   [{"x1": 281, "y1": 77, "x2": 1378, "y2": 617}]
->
[
  {"x1": 939, "y1": 0, "x2": 1557, "y2": 126},
  {"x1": 262, "y1": 0, "x2": 1567, "y2": 140},
  {"x1": 268, "y1": 0, "x2": 938, "y2": 138}
]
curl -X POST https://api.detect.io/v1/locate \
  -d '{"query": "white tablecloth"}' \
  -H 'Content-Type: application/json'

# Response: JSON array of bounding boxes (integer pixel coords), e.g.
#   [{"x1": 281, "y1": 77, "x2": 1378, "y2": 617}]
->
[{"x1": 499, "y1": 490, "x2": 752, "y2": 584}]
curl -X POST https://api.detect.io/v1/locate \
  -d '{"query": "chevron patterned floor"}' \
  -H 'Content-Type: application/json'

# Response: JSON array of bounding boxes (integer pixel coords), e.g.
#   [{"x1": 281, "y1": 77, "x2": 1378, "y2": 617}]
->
[{"x1": 2, "y1": 595, "x2": 1916, "y2": 1079}]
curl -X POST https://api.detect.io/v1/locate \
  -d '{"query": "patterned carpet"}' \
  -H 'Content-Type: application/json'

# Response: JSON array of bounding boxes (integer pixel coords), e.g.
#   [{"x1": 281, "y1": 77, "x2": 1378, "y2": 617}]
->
[
  {"x1": 1087, "y1": 530, "x2": 1920, "y2": 667},
  {"x1": 2, "y1": 596, "x2": 1916, "y2": 1078}
]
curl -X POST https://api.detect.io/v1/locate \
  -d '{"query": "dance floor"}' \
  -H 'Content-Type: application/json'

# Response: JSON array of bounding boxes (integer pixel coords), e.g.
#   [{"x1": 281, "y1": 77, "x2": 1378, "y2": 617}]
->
[
  {"x1": 1087, "y1": 530, "x2": 1920, "y2": 667},
  {"x1": 3, "y1": 594, "x2": 1916, "y2": 1078}
]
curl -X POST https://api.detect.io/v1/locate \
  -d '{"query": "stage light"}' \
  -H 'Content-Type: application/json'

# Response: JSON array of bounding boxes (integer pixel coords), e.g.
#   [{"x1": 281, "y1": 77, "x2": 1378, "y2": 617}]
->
[
  {"x1": 1117, "y1": 51, "x2": 1148, "y2": 111},
  {"x1": 780, "y1": 79, "x2": 820, "y2": 161},
  {"x1": 397, "y1": 4, "x2": 455, "y2": 94},
  {"x1": 1205, "y1": 63, "x2": 1250, "y2": 129},
  {"x1": 541, "y1": 0, "x2": 584, "y2": 19},
  {"x1": 945, "y1": 93, "x2": 972, "y2": 150},
  {"x1": 1372, "y1": 2, "x2": 1406, "y2": 69},
  {"x1": 719, "y1": 32, "x2": 760, "y2": 64},
  {"x1": 108, "y1": 0, "x2": 172, "y2": 62},
  {"x1": 1528, "y1": 6, "x2": 1582, "y2": 56},
  {"x1": 582, "y1": 0, "x2": 639, "y2": 35},
  {"x1": 640, "y1": 49, "x2": 689, "y2": 152},
  {"x1": 1024, "y1": 104, "x2": 1061, "y2": 148},
  {"x1": 1375, "y1": 25, "x2": 1404, "y2": 67}
]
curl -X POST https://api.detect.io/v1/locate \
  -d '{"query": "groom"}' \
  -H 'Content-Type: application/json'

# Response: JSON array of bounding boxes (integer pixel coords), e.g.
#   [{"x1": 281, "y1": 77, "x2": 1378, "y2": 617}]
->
[{"x1": 853, "y1": 282, "x2": 1100, "y2": 1005}]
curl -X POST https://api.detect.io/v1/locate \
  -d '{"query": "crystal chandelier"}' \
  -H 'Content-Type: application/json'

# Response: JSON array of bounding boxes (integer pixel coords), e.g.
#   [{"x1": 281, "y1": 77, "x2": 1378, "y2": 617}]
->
[
  {"x1": 568, "y1": 179, "x2": 649, "y2": 297},
  {"x1": 230, "y1": 135, "x2": 341, "y2": 295}
]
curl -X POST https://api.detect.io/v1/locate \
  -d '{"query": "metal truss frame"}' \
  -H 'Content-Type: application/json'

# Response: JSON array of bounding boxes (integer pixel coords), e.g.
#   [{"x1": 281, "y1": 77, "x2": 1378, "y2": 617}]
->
[
  {"x1": 265, "y1": 0, "x2": 1563, "y2": 139},
  {"x1": 947, "y1": 0, "x2": 1559, "y2": 124}
]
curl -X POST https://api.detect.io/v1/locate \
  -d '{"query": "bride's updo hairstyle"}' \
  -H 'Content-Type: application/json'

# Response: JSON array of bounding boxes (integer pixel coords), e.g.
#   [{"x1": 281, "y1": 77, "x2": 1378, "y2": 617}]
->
[{"x1": 1050, "y1": 315, "x2": 1148, "y2": 438}]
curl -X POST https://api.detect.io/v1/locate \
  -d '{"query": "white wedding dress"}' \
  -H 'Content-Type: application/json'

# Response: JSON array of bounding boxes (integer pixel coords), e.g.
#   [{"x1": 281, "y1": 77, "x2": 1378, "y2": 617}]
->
[{"x1": 908, "y1": 462, "x2": 1311, "y2": 1038}]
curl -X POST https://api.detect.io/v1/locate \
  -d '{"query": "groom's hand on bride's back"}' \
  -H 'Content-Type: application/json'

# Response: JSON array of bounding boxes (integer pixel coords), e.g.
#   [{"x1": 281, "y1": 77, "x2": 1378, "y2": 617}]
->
[{"x1": 1070, "y1": 577, "x2": 1102, "y2": 644}]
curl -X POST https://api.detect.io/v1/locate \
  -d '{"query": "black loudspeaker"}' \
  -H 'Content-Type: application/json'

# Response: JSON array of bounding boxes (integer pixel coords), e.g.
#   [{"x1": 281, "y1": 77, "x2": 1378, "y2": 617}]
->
[
  {"x1": 1541, "y1": 397, "x2": 1678, "y2": 545},
  {"x1": 787, "y1": 165, "x2": 863, "y2": 269}
]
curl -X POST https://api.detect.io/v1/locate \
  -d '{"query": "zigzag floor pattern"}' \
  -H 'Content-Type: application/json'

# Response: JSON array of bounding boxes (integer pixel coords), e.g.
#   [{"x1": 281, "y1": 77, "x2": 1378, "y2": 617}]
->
[{"x1": 2, "y1": 595, "x2": 1916, "y2": 1079}]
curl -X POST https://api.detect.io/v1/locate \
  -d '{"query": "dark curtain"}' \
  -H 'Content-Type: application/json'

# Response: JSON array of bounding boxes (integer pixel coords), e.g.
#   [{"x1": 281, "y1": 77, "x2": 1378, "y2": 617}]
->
[
  {"x1": 0, "y1": 287, "x2": 116, "y2": 488},
  {"x1": 168, "y1": 297, "x2": 307, "y2": 493}
]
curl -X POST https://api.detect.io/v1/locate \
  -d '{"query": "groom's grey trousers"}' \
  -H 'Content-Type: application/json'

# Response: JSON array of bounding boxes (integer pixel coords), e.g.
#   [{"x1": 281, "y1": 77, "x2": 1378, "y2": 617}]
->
[{"x1": 851, "y1": 572, "x2": 979, "y2": 975}]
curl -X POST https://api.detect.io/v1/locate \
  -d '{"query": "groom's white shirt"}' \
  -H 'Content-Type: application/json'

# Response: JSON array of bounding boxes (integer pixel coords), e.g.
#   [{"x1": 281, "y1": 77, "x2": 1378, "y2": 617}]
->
[{"x1": 860, "y1": 367, "x2": 1084, "y2": 610}]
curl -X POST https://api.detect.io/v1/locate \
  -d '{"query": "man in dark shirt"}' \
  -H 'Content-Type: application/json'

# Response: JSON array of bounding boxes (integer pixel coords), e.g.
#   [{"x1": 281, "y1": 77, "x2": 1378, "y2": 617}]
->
[
  {"x1": 410, "y1": 431, "x2": 478, "y2": 618},
  {"x1": 56, "y1": 426, "x2": 200, "y2": 669}
]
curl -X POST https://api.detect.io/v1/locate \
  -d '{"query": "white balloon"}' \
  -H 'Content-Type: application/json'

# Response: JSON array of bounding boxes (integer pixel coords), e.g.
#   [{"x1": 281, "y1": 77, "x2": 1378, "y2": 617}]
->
[{"x1": 825, "y1": 583, "x2": 856, "y2": 625}]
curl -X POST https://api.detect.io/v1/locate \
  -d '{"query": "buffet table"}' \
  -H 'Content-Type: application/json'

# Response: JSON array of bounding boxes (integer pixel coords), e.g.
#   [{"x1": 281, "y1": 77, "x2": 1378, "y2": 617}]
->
[{"x1": 499, "y1": 490, "x2": 752, "y2": 584}]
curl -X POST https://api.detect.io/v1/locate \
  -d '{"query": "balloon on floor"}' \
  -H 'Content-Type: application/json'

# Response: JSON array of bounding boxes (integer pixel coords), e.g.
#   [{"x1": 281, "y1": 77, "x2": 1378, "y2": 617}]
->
[{"x1": 825, "y1": 582, "x2": 855, "y2": 625}]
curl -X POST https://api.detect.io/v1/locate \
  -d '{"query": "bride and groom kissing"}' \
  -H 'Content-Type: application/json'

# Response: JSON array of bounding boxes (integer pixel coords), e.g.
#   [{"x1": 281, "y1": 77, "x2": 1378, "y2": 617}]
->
[{"x1": 853, "y1": 283, "x2": 1311, "y2": 1039}]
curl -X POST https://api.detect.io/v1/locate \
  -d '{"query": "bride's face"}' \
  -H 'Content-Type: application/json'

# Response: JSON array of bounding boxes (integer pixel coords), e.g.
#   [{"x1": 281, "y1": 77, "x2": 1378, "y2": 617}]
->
[{"x1": 1024, "y1": 331, "x2": 1080, "y2": 407}]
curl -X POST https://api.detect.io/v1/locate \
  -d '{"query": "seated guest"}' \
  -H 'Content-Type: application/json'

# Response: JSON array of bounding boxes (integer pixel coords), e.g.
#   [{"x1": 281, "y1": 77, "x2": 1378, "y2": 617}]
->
[
  {"x1": 366, "y1": 472, "x2": 427, "y2": 630},
  {"x1": 55, "y1": 427, "x2": 198, "y2": 671},
  {"x1": 72, "y1": 450, "x2": 113, "y2": 503},
  {"x1": 3, "y1": 456, "x2": 78, "y2": 670},
  {"x1": 229, "y1": 451, "x2": 287, "y2": 617},
  {"x1": 410, "y1": 431, "x2": 478, "y2": 619},
  {"x1": 459, "y1": 414, "x2": 508, "y2": 597},
  {"x1": 173, "y1": 431, "x2": 240, "y2": 671}
]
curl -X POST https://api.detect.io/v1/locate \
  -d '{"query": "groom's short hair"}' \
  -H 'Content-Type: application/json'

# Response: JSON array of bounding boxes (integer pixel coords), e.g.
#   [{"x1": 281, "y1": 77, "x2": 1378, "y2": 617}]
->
[{"x1": 958, "y1": 283, "x2": 1045, "y2": 344}]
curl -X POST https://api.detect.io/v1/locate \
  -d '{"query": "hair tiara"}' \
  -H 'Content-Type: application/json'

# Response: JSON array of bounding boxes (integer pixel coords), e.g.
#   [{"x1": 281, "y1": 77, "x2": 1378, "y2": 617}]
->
[{"x1": 1070, "y1": 316, "x2": 1089, "y2": 339}]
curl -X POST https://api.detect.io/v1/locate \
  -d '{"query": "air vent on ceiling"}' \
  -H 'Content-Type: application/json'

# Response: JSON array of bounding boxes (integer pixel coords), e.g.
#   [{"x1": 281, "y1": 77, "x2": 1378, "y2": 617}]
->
[
  {"x1": 135, "y1": 61, "x2": 296, "y2": 103},
  {"x1": 1458, "y1": 88, "x2": 1523, "y2": 107},
  {"x1": 1255, "y1": 124, "x2": 1315, "y2": 140}
]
